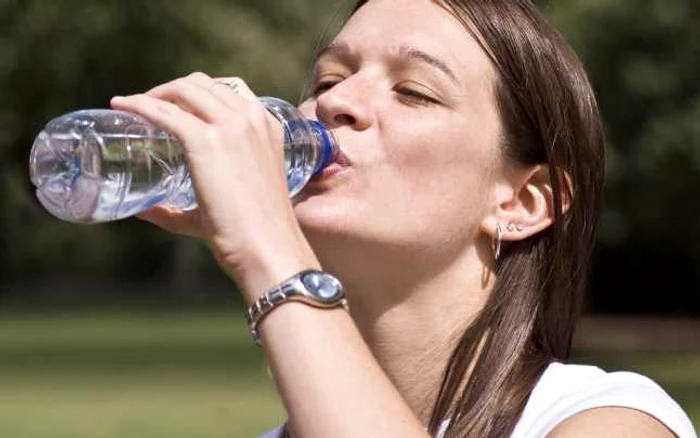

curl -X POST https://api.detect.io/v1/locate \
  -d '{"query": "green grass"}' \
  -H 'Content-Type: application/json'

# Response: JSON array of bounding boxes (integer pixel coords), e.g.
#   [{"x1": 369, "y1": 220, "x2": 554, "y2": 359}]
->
[
  {"x1": 0, "y1": 308, "x2": 285, "y2": 437},
  {"x1": 0, "y1": 308, "x2": 697, "y2": 437}
]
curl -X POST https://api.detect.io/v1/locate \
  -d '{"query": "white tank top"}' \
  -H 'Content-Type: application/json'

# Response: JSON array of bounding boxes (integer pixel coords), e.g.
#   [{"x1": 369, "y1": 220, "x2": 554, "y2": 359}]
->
[
  {"x1": 260, "y1": 362, "x2": 697, "y2": 438},
  {"x1": 496, "y1": 362, "x2": 695, "y2": 437}
]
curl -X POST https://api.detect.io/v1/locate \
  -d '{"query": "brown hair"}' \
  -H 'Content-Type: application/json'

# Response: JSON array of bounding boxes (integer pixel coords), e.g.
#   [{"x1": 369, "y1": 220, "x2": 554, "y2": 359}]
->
[{"x1": 348, "y1": 0, "x2": 606, "y2": 436}]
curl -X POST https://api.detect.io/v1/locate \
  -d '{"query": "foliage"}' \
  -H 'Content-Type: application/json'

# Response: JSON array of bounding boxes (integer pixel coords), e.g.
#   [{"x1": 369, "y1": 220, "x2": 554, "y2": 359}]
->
[
  {"x1": 0, "y1": 0, "x2": 350, "y2": 295},
  {"x1": 0, "y1": 0, "x2": 698, "y2": 313},
  {"x1": 546, "y1": 0, "x2": 700, "y2": 313}
]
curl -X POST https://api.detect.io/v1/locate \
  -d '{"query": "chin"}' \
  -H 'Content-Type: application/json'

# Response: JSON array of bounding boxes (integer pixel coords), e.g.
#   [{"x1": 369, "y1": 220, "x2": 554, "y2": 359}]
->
[
  {"x1": 295, "y1": 198, "x2": 351, "y2": 237},
  {"x1": 295, "y1": 185, "x2": 350, "y2": 225},
  {"x1": 294, "y1": 194, "x2": 368, "y2": 254}
]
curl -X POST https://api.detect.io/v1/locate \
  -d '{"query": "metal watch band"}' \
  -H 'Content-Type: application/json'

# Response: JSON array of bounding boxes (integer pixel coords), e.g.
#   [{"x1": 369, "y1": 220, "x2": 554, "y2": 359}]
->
[{"x1": 245, "y1": 270, "x2": 347, "y2": 345}]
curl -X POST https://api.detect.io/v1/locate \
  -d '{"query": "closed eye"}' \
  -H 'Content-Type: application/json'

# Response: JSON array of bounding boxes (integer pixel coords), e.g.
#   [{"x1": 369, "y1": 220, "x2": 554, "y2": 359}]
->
[
  {"x1": 311, "y1": 78, "x2": 442, "y2": 107},
  {"x1": 312, "y1": 81, "x2": 339, "y2": 97},
  {"x1": 396, "y1": 87, "x2": 440, "y2": 106}
]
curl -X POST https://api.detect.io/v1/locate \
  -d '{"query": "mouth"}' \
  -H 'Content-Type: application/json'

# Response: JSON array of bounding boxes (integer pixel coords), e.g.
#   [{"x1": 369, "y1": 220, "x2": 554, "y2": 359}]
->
[
  {"x1": 334, "y1": 147, "x2": 351, "y2": 167},
  {"x1": 311, "y1": 146, "x2": 351, "y2": 182}
]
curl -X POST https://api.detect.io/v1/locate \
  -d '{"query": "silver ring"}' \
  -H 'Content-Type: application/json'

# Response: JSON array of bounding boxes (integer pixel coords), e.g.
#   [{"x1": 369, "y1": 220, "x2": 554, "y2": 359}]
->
[{"x1": 211, "y1": 80, "x2": 239, "y2": 93}]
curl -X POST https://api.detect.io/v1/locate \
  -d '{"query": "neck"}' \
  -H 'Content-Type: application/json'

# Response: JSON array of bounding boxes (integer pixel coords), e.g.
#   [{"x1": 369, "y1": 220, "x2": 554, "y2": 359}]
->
[{"x1": 342, "y1": 247, "x2": 493, "y2": 424}]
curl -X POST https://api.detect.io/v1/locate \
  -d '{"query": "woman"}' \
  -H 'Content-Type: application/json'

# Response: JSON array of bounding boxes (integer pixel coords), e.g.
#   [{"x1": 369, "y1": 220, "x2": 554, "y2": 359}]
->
[{"x1": 110, "y1": 0, "x2": 697, "y2": 436}]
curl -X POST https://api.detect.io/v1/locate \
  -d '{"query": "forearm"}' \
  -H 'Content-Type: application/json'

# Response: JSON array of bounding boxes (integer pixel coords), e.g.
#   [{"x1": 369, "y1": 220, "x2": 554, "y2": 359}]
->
[{"x1": 258, "y1": 302, "x2": 430, "y2": 438}]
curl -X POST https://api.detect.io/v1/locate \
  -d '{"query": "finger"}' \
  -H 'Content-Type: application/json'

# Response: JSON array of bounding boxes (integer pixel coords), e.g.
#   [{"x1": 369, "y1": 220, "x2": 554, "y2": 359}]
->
[
  {"x1": 137, "y1": 206, "x2": 204, "y2": 239},
  {"x1": 210, "y1": 77, "x2": 258, "y2": 101},
  {"x1": 144, "y1": 72, "x2": 212, "y2": 116},
  {"x1": 110, "y1": 94, "x2": 204, "y2": 147},
  {"x1": 210, "y1": 78, "x2": 285, "y2": 143},
  {"x1": 146, "y1": 72, "x2": 213, "y2": 94},
  {"x1": 207, "y1": 77, "x2": 265, "y2": 124},
  {"x1": 153, "y1": 74, "x2": 264, "y2": 131},
  {"x1": 160, "y1": 73, "x2": 254, "y2": 104},
  {"x1": 146, "y1": 74, "x2": 233, "y2": 123}
]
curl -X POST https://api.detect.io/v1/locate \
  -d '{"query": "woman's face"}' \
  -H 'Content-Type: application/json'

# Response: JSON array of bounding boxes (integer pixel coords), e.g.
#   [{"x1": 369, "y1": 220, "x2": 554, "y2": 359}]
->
[{"x1": 296, "y1": 0, "x2": 503, "y2": 267}]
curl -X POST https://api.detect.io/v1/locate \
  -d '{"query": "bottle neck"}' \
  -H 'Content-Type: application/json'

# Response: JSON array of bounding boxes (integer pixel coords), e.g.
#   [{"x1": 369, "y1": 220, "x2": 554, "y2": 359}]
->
[
  {"x1": 309, "y1": 120, "x2": 338, "y2": 176},
  {"x1": 260, "y1": 96, "x2": 338, "y2": 177}
]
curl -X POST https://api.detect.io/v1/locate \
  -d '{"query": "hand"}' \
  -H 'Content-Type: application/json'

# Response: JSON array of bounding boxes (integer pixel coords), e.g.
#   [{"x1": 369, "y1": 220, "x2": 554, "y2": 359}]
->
[{"x1": 110, "y1": 72, "x2": 319, "y2": 301}]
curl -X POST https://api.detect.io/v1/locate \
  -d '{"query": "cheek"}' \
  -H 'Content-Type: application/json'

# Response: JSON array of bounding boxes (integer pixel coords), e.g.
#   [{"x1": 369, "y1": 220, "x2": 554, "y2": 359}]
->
[
  {"x1": 383, "y1": 123, "x2": 495, "y2": 204},
  {"x1": 375, "y1": 125, "x2": 497, "y2": 239}
]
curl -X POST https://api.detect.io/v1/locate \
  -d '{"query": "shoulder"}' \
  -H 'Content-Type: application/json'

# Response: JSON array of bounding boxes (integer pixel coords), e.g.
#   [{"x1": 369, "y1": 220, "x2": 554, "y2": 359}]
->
[
  {"x1": 546, "y1": 406, "x2": 676, "y2": 437},
  {"x1": 510, "y1": 362, "x2": 697, "y2": 438}
]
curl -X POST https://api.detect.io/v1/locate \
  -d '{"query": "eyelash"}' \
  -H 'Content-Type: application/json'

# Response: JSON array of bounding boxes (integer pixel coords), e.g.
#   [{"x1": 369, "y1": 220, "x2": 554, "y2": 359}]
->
[
  {"x1": 311, "y1": 81, "x2": 337, "y2": 96},
  {"x1": 396, "y1": 87, "x2": 440, "y2": 106},
  {"x1": 311, "y1": 80, "x2": 440, "y2": 107}
]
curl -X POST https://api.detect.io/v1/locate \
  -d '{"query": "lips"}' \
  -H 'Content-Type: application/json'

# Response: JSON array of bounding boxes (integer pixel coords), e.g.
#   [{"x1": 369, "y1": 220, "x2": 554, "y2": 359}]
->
[
  {"x1": 310, "y1": 142, "x2": 351, "y2": 182},
  {"x1": 333, "y1": 147, "x2": 351, "y2": 167}
]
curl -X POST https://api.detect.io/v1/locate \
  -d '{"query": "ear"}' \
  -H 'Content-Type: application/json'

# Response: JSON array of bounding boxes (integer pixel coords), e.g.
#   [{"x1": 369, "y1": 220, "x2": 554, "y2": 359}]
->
[{"x1": 480, "y1": 165, "x2": 561, "y2": 242}]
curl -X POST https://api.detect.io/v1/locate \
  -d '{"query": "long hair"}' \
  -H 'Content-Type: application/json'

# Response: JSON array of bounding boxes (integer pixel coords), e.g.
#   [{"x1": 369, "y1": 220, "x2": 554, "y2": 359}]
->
[{"x1": 348, "y1": 1, "x2": 606, "y2": 436}]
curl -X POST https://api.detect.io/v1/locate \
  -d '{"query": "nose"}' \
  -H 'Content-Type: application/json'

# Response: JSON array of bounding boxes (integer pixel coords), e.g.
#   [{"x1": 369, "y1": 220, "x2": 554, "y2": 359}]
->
[{"x1": 314, "y1": 78, "x2": 373, "y2": 131}]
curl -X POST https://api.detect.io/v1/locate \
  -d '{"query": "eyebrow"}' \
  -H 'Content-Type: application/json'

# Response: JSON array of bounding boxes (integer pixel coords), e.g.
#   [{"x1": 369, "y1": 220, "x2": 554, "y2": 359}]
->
[{"x1": 314, "y1": 41, "x2": 459, "y2": 85}]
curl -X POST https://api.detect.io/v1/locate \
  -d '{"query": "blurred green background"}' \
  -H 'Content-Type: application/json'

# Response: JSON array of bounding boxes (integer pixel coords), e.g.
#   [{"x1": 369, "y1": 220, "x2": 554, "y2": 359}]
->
[{"x1": 0, "y1": 0, "x2": 698, "y2": 436}]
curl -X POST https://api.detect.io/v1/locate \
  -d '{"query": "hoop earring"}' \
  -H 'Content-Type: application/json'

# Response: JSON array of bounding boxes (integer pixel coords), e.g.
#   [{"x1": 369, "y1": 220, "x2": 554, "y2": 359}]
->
[{"x1": 494, "y1": 224, "x2": 503, "y2": 261}]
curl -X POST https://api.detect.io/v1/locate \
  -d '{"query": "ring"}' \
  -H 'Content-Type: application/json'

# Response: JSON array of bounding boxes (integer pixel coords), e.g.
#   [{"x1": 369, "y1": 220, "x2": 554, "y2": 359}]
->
[{"x1": 210, "y1": 80, "x2": 239, "y2": 93}]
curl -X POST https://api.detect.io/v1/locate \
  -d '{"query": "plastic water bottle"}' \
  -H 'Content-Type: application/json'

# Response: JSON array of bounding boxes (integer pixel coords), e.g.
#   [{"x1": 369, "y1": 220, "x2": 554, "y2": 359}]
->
[{"x1": 29, "y1": 97, "x2": 338, "y2": 223}]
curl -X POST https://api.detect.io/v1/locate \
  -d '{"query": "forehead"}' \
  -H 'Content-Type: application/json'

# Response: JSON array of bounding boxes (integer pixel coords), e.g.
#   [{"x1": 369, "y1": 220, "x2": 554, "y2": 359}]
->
[{"x1": 335, "y1": 0, "x2": 496, "y2": 87}]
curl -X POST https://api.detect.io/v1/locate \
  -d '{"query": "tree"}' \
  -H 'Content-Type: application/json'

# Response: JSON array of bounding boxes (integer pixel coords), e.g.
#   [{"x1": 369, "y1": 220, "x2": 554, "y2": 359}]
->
[{"x1": 2, "y1": 0, "x2": 699, "y2": 313}]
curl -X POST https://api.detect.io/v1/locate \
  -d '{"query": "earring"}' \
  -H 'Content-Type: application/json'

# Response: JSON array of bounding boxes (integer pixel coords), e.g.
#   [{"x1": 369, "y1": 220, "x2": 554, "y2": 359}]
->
[
  {"x1": 494, "y1": 224, "x2": 503, "y2": 261},
  {"x1": 507, "y1": 223, "x2": 523, "y2": 232}
]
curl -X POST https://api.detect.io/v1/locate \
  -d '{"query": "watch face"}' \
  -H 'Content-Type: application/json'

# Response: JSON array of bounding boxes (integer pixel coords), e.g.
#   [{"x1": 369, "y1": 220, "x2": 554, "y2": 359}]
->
[{"x1": 301, "y1": 271, "x2": 343, "y2": 303}]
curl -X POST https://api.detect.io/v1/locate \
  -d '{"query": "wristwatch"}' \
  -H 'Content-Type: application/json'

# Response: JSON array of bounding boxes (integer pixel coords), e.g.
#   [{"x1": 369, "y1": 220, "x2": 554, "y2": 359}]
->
[{"x1": 246, "y1": 269, "x2": 348, "y2": 345}]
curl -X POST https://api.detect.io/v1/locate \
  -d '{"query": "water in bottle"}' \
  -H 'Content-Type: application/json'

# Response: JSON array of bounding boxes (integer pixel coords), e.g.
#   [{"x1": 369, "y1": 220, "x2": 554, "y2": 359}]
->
[{"x1": 29, "y1": 97, "x2": 337, "y2": 223}]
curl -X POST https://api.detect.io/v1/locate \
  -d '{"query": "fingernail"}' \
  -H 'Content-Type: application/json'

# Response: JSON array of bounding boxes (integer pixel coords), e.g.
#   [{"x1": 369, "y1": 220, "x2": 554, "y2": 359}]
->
[{"x1": 111, "y1": 96, "x2": 125, "y2": 103}]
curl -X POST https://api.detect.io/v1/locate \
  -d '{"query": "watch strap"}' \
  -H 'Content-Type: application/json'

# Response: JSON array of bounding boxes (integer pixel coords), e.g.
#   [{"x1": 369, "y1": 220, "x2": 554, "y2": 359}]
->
[{"x1": 245, "y1": 270, "x2": 347, "y2": 345}]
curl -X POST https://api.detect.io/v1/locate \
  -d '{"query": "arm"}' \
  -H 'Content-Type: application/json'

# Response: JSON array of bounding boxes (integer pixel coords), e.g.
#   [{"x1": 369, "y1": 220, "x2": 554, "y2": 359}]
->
[
  {"x1": 260, "y1": 296, "x2": 428, "y2": 437},
  {"x1": 547, "y1": 407, "x2": 677, "y2": 438},
  {"x1": 111, "y1": 73, "x2": 429, "y2": 438}
]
